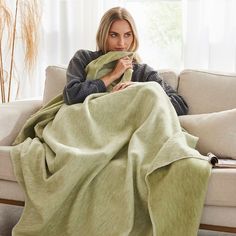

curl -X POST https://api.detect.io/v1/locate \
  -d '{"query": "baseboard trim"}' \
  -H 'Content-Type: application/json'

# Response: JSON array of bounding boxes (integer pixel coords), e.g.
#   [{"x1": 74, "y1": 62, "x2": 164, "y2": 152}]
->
[
  {"x1": 0, "y1": 198, "x2": 25, "y2": 206},
  {"x1": 200, "y1": 224, "x2": 236, "y2": 233}
]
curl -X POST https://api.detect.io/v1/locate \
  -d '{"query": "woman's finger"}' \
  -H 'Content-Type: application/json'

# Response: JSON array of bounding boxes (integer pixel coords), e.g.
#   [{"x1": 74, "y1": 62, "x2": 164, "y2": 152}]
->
[{"x1": 112, "y1": 82, "x2": 135, "y2": 92}]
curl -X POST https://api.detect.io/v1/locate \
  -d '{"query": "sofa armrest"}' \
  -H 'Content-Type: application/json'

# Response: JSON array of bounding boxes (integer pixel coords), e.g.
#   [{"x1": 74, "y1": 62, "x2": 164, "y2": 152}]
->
[{"x1": 0, "y1": 100, "x2": 42, "y2": 146}]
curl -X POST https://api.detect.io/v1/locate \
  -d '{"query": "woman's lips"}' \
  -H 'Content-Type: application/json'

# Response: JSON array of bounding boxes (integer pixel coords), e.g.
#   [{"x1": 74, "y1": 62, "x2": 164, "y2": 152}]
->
[{"x1": 115, "y1": 48, "x2": 125, "y2": 51}]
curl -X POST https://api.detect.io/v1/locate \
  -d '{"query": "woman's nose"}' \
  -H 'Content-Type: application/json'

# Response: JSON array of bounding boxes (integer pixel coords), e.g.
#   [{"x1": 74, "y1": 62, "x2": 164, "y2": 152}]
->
[{"x1": 118, "y1": 37, "x2": 125, "y2": 46}]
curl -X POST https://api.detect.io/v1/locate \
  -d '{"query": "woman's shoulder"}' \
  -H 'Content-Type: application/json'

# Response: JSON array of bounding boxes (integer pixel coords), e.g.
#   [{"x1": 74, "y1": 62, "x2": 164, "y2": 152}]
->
[
  {"x1": 133, "y1": 62, "x2": 157, "y2": 74},
  {"x1": 67, "y1": 50, "x2": 103, "y2": 72}
]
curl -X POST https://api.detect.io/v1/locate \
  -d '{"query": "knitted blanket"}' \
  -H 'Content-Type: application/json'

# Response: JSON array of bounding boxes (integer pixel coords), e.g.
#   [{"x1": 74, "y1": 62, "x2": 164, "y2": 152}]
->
[
  {"x1": 11, "y1": 52, "x2": 211, "y2": 236},
  {"x1": 86, "y1": 51, "x2": 135, "y2": 91}
]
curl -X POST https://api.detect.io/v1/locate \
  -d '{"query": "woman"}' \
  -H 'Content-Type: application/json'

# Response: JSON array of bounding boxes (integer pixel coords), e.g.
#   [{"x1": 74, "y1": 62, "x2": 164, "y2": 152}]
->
[
  {"x1": 11, "y1": 7, "x2": 211, "y2": 236},
  {"x1": 63, "y1": 7, "x2": 188, "y2": 116}
]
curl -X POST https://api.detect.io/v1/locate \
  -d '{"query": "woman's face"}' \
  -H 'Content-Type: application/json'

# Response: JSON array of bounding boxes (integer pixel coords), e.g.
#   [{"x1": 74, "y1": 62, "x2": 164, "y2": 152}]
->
[{"x1": 106, "y1": 20, "x2": 134, "y2": 52}]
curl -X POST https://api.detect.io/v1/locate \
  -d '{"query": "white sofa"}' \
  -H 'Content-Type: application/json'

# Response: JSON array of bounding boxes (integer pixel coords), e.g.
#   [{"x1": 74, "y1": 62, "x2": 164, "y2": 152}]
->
[{"x1": 0, "y1": 66, "x2": 236, "y2": 233}]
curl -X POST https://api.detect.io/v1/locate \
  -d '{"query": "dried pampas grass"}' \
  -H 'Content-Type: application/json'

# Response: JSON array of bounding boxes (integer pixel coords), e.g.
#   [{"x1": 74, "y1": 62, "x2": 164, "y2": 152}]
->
[
  {"x1": 20, "y1": 0, "x2": 41, "y2": 71},
  {"x1": 0, "y1": 0, "x2": 12, "y2": 102},
  {"x1": 0, "y1": 0, "x2": 41, "y2": 102}
]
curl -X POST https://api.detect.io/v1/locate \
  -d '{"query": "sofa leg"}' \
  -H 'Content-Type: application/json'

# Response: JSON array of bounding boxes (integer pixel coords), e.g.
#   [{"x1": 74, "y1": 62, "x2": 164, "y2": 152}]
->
[
  {"x1": 200, "y1": 224, "x2": 236, "y2": 233},
  {"x1": 0, "y1": 198, "x2": 24, "y2": 206}
]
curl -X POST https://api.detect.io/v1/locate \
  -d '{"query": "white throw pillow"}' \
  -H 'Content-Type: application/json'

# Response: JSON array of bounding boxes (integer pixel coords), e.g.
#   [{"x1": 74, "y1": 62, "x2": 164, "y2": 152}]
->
[{"x1": 179, "y1": 109, "x2": 236, "y2": 159}]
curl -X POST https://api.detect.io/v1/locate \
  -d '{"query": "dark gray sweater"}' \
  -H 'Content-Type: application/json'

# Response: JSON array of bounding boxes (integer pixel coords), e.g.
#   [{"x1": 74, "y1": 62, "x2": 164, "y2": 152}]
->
[{"x1": 63, "y1": 50, "x2": 188, "y2": 116}]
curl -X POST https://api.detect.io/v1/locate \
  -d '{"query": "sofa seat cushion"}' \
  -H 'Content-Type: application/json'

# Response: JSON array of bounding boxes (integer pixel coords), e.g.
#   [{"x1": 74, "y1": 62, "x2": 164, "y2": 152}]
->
[
  {"x1": 178, "y1": 69, "x2": 236, "y2": 114},
  {"x1": 0, "y1": 146, "x2": 25, "y2": 202},
  {"x1": 205, "y1": 168, "x2": 236, "y2": 207},
  {"x1": 179, "y1": 109, "x2": 236, "y2": 159},
  {"x1": 0, "y1": 180, "x2": 25, "y2": 202},
  {"x1": 0, "y1": 146, "x2": 16, "y2": 182},
  {"x1": 200, "y1": 205, "x2": 236, "y2": 228}
]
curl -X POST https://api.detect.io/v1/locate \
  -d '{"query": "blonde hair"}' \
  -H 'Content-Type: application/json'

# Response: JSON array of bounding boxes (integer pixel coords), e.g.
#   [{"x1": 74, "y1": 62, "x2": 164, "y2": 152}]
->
[{"x1": 96, "y1": 7, "x2": 139, "y2": 54}]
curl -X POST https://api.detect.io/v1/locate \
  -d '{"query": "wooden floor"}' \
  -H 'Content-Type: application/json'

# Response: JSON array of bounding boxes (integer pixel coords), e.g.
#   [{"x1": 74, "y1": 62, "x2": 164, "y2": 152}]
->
[{"x1": 199, "y1": 230, "x2": 236, "y2": 236}]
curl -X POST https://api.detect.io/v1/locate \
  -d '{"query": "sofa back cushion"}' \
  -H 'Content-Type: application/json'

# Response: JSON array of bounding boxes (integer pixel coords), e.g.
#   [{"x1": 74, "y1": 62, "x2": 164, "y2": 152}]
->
[
  {"x1": 159, "y1": 69, "x2": 178, "y2": 91},
  {"x1": 43, "y1": 65, "x2": 179, "y2": 105},
  {"x1": 43, "y1": 65, "x2": 67, "y2": 105},
  {"x1": 178, "y1": 69, "x2": 236, "y2": 114}
]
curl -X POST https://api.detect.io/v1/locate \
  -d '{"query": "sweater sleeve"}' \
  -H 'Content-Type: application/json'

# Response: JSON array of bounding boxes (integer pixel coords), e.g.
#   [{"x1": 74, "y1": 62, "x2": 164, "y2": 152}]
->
[
  {"x1": 63, "y1": 50, "x2": 107, "y2": 105},
  {"x1": 147, "y1": 71, "x2": 188, "y2": 116},
  {"x1": 132, "y1": 64, "x2": 188, "y2": 116}
]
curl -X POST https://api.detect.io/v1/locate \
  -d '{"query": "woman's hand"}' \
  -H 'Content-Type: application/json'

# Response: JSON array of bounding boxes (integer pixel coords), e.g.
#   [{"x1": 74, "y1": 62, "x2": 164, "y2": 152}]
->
[
  {"x1": 101, "y1": 56, "x2": 133, "y2": 87},
  {"x1": 112, "y1": 81, "x2": 135, "y2": 92},
  {"x1": 111, "y1": 56, "x2": 133, "y2": 79}
]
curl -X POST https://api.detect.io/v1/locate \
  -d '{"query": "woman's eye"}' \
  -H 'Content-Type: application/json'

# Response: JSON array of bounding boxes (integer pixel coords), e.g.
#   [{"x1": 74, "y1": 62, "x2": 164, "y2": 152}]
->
[
  {"x1": 110, "y1": 33, "x2": 117, "y2": 38},
  {"x1": 124, "y1": 33, "x2": 132, "y2": 38}
]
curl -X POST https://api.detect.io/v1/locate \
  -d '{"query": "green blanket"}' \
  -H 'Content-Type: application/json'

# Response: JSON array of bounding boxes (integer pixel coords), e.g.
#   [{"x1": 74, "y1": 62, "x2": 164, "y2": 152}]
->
[
  {"x1": 11, "y1": 52, "x2": 211, "y2": 236},
  {"x1": 86, "y1": 51, "x2": 135, "y2": 91}
]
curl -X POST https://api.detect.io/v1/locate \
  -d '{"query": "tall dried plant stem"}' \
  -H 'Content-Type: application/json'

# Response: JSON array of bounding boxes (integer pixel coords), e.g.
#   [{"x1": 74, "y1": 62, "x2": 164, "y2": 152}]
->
[
  {"x1": 0, "y1": 41, "x2": 5, "y2": 102},
  {"x1": 0, "y1": 0, "x2": 11, "y2": 103},
  {"x1": 8, "y1": 0, "x2": 19, "y2": 102}
]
